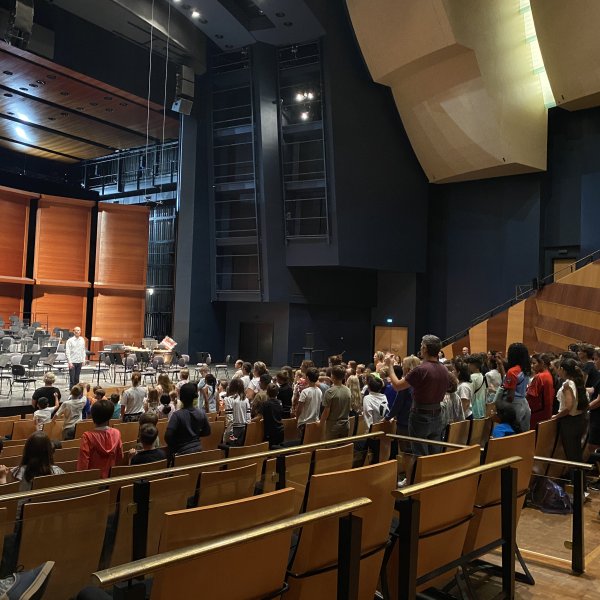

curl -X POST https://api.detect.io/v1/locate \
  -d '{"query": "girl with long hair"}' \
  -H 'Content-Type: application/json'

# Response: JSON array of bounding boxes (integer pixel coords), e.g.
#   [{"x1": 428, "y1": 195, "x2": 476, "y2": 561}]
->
[{"x1": 497, "y1": 342, "x2": 532, "y2": 432}]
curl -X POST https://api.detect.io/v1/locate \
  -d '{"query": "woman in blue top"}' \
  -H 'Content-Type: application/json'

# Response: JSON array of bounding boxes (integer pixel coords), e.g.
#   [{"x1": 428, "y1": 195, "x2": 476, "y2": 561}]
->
[{"x1": 497, "y1": 343, "x2": 531, "y2": 432}]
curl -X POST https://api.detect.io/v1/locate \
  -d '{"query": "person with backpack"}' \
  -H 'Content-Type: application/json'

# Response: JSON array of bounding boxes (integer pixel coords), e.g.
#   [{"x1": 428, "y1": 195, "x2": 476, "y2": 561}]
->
[{"x1": 496, "y1": 343, "x2": 532, "y2": 432}]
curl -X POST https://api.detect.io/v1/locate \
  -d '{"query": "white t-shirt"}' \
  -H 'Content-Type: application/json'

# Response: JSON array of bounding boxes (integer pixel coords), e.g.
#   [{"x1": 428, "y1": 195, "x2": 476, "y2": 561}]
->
[
  {"x1": 557, "y1": 379, "x2": 583, "y2": 416},
  {"x1": 297, "y1": 386, "x2": 322, "y2": 426},
  {"x1": 33, "y1": 407, "x2": 53, "y2": 430},
  {"x1": 240, "y1": 375, "x2": 251, "y2": 390},
  {"x1": 122, "y1": 386, "x2": 147, "y2": 414},
  {"x1": 457, "y1": 382, "x2": 473, "y2": 418},
  {"x1": 248, "y1": 377, "x2": 260, "y2": 393},
  {"x1": 362, "y1": 392, "x2": 388, "y2": 428},
  {"x1": 485, "y1": 369, "x2": 502, "y2": 391},
  {"x1": 55, "y1": 397, "x2": 87, "y2": 430}
]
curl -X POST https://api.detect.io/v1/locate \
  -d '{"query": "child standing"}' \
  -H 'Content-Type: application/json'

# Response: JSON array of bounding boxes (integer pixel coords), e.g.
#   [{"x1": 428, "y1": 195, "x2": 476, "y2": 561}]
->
[
  {"x1": 296, "y1": 367, "x2": 322, "y2": 439},
  {"x1": 77, "y1": 400, "x2": 123, "y2": 477},
  {"x1": 33, "y1": 397, "x2": 53, "y2": 431}
]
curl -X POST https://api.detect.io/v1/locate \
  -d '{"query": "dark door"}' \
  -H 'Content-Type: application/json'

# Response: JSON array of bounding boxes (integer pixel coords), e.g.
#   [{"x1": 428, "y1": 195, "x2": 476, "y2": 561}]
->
[{"x1": 239, "y1": 322, "x2": 274, "y2": 365}]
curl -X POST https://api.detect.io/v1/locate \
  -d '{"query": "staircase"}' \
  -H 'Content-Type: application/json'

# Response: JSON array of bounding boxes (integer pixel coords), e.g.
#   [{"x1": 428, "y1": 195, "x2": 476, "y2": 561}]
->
[{"x1": 442, "y1": 253, "x2": 600, "y2": 358}]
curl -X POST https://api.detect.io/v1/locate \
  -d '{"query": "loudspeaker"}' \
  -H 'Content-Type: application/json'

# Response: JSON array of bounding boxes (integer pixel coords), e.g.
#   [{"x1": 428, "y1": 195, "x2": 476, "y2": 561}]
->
[
  {"x1": 171, "y1": 97, "x2": 193, "y2": 116},
  {"x1": 305, "y1": 332, "x2": 314, "y2": 349}
]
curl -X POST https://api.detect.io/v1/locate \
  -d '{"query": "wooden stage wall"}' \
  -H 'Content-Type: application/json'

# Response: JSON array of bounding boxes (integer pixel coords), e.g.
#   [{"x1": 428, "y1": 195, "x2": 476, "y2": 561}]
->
[
  {"x1": 442, "y1": 258, "x2": 600, "y2": 358},
  {"x1": 0, "y1": 185, "x2": 149, "y2": 347}
]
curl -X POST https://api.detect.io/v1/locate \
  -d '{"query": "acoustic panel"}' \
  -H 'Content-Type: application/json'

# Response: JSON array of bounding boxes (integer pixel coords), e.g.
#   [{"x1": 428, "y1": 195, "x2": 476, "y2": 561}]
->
[
  {"x1": 468, "y1": 321, "x2": 487, "y2": 354},
  {"x1": 0, "y1": 186, "x2": 34, "y2": 282},
  {"x1": 346, "y1": 0, "x2": 547, "y2": 183},
  {"x1": 531, "y1": 0, "x2": 600, "y2": 111},
  {"x1": 95, "y1": 204, "x2": 149, "y2": 290},
  {"x1": 34, "y1": 196, "x2": 92, "y2": 286},
  {"x1": 92, "y1": 290, "x2": 145, "y2": 348},
  {"x1": 31, "y1": 286, "x2": 87, "y2": 334},
  {"x1": 0, "y1": 284, "x2": 24, "y2": 322}
]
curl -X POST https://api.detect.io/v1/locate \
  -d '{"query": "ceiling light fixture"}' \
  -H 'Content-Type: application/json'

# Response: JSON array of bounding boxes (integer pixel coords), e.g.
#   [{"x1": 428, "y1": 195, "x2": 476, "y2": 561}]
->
[
  {"x1": 15, "y1": 126, "x2": 29, "y2": 140},
  {"x1": 16, "y1": 113, "x2": 29, "y2": 122},
  {"x1": 191, "y1": 10, "x2": 200, "y2": 18},
  {"x1": 300, "y1": 111, "x2": 309, "y2": 121}
]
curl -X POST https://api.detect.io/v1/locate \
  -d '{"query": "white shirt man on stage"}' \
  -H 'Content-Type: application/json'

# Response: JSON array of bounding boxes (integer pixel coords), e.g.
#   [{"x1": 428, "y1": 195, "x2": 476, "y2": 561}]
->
[{"x1": 66, "y1": 326, "x2": 86, "y2": 388}]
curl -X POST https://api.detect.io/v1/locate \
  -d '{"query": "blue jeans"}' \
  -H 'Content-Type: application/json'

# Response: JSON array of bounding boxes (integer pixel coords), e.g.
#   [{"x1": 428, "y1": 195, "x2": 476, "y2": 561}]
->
[{"x1": 408, "y1": 411, "x2": 443, "y2": 456}]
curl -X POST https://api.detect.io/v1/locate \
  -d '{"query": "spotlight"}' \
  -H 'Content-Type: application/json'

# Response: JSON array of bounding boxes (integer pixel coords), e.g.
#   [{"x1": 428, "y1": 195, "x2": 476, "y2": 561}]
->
[
  {"x1": 148, "y1": 288, "x2": 155, "y2": 295},
  {"x1": 191, "y1": 10, "x2": 200, "y2": 18},
  {"x1": 300, "y1": 111, "x2": 309, "y2": 121},
  {"x1": 307, "y1": 92, "x2": 314, "y2": 100},
  {"x1": 295, "y1": 93, "x2": 304, "y2": 102}
]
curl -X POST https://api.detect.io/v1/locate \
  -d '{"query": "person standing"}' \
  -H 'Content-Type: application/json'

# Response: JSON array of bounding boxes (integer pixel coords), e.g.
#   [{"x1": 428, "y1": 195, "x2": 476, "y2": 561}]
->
[
  {"x1": 66, "y1": 326, "x2": 86, "y2": 388},
  {"x1": 386, "y1": 334, "x2": 450, "y2": 456},
  {"x1": 321, "y1": 366, "x2": 351, "y2": 440}
]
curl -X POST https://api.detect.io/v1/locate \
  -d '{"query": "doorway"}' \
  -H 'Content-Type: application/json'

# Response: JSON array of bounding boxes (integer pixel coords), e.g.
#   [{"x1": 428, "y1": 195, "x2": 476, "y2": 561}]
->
[
  {"x1": 373, "y1": 326, "x2": 408, "y2": 359},
  {"x1": 239, "y1": 322, "x2": 274, "y2": 365},
  {"x1": 553, "y1": 258, "x2": 575, "y2": 282}
]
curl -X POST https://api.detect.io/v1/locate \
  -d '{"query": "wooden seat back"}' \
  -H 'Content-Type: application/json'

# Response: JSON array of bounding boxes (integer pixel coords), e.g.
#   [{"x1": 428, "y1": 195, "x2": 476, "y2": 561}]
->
[
  {"x1": 348, "y1": 415, "x2": 356, "y2": 436},
  {"x1": 197, "y1": 463, "x2": 256, "y2": 507},
  {"x1": 356, "y1": 416, "x2": 369, "y2": 436},
  {"x1": 173, "y1": 449, "x2": 225, "y2": 500},
  {"x1": 468, "y1": 418, "x2": 492, "y2": 447},
  {"x1": 228, "y1": 442, "x2": 268, "y2": 482},
  {"x1": 202, "y1": 419, "x2": 225, "y2": 450},
  {"x1": 369, "y1": 419, "x2": 396, "y2": 462},
  {"x1": 32, "y1": 469, "x2": 102, "y2": 490},
  {"x1": 110, "y1": 460, "x2": 168, "y2": 478},
  {"x1": 150, "y1": 489, "x2": 296, "y2": 600},
  {"x1": 312, "y1": 443, "x2": 354, "y2": 475},
  {"x1": 287, "y1": 461, "x2": 397, "y2": 599},
  {"x1": 0, "y1": 481, "x2": 23, "y2": 534},
  {"x1": 263, "y1": 452, "x2": 311, "y2": 513},
  {"x1": 533, "y1": 418, "x2": 558, "y2": 476},
  {"x1": 54, "y1": 459, "x2": 78, "y2": 473},
  {"x1": 283, "y1": 417, "x2": 299, "y2": 442},
  {"x1": 73, "y1": 420, "x2": 95, "y2": 439},
  {"x1": 446, "y1": 420, "x2": 470, "y2": 445},
  {"x1": 11, "y1": 419, "x2": 36, "y2": 441},
  {"x1": 113, "y1": 422, "x2": 139, "y2": 443},
  {"x1": 17, "y1": 490, "x2": 110, "y2": 600},
  {"x1": 109, "y1": 419, "x2": 121, "y2": 426},
  {"x1": 244, "y1": 420, "x2": 264, "y2": 446},
  {"x1": 59, "y1": 438, "x2": 82, "y2": 449},
  {"x1": 156, "y1": 419, "x2": 168, "y2": 444},
  {"x1": 302, "y1": 421, "x2": 322, "y2": 444},
  {"x1": 463, "y1": 430, "x2": 535, "y2": 555},
  {"x1": 42, "y1": 419, "x2": 63, "y2": 440},
  {"x1": 206, "y1": 412, "x2": 218, "y2": 422},
  {"x1": 0, "y1": 421, "x2": 14, "y2": 438},
  {"x1": 385, "y1": 445, "x2": 482, "y2": 595},
  {"x1": 0, "y1": 455, "x2": 23, "y2": 468},
  {"x1": 1, "y1": 445, "x2": 25, "y2": 457},
  {"x1": 110, "y1": 475, "x2": 191, "y2": 566},
  {"x1": 0, "y1": 416, "x2": 21, "y2": 422},
  {"x1": 53, "y1": 447, "x2": 80, "y2": 463}
]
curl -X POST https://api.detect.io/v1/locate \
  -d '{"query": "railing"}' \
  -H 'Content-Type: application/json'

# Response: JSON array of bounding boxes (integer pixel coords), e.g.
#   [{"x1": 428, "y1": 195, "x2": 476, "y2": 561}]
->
[
  {"x1": 92, "y1": 497, "x2": 371, "y2": 600},
  {"x1": 0, "y1": 431, "x2": 385, "y2": 504},
  {"x1": 442, "y1": 247, "x2": 600, "y2": 347},
  {"x1": 387, "y1": 432, "x2": 593, "y2": 574}
]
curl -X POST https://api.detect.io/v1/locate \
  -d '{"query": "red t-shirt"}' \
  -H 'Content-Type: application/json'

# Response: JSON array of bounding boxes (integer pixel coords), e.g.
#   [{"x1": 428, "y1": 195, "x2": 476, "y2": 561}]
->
[
  {"x1": 503, "y1": 365, "x2": 521, "y2": 390},
  {"x1": 404, "y1": 360, "x2": 450, "y2": 406},
  {"x1": 526, "y1": 370, "x2": 554, "y2": 429}
]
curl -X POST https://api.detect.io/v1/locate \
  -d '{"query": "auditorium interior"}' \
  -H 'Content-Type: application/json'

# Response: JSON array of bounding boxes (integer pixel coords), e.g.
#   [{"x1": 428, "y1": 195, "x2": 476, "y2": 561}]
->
[{"x1": 0, "y1": 0, "x2": 599, "y2": 598}]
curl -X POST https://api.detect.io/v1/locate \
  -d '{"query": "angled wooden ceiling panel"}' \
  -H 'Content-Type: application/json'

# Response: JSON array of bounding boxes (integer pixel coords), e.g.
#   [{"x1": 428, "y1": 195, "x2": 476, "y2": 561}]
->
[{"x1": 0, "y1": 41, "x2": 179, "y2": 163}]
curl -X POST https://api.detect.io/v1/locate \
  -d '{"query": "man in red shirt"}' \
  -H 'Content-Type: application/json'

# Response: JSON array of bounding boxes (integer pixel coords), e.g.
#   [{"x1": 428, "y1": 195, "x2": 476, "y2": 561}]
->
[{"x1": 387, "y1": 334, "x2": 450, "y2": 455}]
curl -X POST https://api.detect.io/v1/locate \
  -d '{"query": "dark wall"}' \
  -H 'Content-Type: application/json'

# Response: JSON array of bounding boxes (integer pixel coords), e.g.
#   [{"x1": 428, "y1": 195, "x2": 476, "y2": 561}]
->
[
  {"x1": 288, "y1": 303, "x2": 372, "y2": 365},
  {"x1": 315, "y1": 0, "x2": 428, "y2": 273},
  {"x1": 427, "y1": 175, "x2": 541, "y2": 339},
  {"x1": 35, "y1": 2, "x2": 177, "y2": 105}
]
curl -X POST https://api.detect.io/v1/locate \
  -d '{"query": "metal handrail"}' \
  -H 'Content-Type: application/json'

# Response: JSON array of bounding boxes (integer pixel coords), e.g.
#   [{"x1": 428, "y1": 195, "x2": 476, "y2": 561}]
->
[
  {"x1": 386, "y1": 433, "x2": 469, "y2": 450},
  {"x1": 442, "y1": 247, "x2": 600, "y2": 347},
  {"x1": 92, "y1": 497, "x2": 372, "y2": 585},
  {"x1": 394, "y1": 456, "x2": 522, "y2": 498},
  {"x1": 0, "y1": 431, "x2": 384, "y2": 504},
  {"x1": 532, "y1": 455, "x2": 593, "y2": 470}
]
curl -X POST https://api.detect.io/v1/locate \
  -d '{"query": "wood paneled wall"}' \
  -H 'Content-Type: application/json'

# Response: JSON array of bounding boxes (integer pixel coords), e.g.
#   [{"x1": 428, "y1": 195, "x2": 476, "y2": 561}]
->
[
  {"x1": 0, "y1": 187, "x2": 34, "y2": 322},
  {"x1": 95, "y1": 204, "x2": 149, "y2": 290},
  {"x1": 31, "y1": 286, "x2": 87, "y2": 334},
  {"x1": 443, "y1": 259, "x2": 600, "y2": 357},
  {"x1": 0, "y1": 186, "x2": 149, "y2": 345},
  {"x1": 92, "y1": 204, "x2": 149, "y2": 346},
  {"x1": 34, "y1": 196, "x2": 91, "y2": 287},
  {"x1": 92, "y1": 290, "x2": 145, "y2": 348}
]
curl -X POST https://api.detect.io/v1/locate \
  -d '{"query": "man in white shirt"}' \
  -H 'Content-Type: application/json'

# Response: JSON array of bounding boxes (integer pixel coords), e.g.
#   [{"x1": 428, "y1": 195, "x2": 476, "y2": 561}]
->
[{"x1": 66, "y1": 326, "x2": 86, "y2": 388}]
